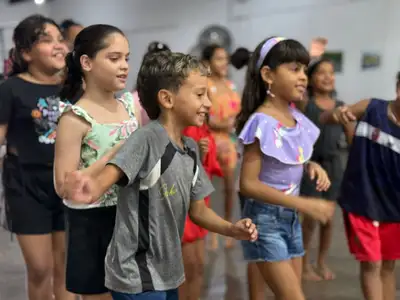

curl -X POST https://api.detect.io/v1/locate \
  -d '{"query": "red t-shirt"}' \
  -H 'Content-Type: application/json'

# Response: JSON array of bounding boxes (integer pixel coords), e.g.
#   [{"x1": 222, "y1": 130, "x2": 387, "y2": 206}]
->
[{"x1": 183, "y1": 124, "x2": 222, "y2": 178}]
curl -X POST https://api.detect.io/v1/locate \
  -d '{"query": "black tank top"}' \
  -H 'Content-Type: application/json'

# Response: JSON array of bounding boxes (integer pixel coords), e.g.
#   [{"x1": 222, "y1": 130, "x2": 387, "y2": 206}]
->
[{"x1": 304, "y1": 97, "x2": 344, "y2": 160}]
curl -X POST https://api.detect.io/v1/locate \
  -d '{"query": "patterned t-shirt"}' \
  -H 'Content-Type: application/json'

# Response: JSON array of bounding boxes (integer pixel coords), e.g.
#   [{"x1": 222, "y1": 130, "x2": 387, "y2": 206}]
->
[{"x1": 0, "y1": 76, "x2": 78, "y2": 165}]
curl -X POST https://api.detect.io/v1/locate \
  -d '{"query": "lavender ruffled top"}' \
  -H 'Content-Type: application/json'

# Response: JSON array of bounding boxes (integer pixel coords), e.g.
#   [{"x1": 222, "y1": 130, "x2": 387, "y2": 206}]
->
[{"x1": 238, "y1": 107, "x2": 320, "y2": 196}]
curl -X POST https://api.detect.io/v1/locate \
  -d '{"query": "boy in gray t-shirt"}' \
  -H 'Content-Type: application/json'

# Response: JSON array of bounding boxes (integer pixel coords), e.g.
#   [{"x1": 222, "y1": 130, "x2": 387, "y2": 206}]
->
[{"x1": 63, "y1": 52, "x2": 258, "y2": 300}]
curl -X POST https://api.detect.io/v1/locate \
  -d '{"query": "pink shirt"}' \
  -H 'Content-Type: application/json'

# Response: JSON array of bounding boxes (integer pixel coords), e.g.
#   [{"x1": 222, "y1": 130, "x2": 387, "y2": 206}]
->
[{"x1": 132, "y1": 91, "x2": 150, "y2": 126}]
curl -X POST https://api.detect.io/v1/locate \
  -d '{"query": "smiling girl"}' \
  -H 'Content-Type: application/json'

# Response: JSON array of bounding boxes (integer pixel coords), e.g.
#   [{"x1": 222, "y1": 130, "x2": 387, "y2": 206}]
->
[
  {"x1": 0, "y1": 14, "x2": 74, "y2": 300},
  {"x1": 54, "y1": 25, "x2": 139, "y2": 300}
]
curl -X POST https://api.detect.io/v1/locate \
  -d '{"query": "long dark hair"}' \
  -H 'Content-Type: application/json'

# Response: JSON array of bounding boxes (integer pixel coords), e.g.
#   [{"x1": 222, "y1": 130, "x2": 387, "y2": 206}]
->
[
  {"x1": 230, "y1": 47, "x2": 251, "y2": 70},
  {"x1": 236, "y1": 37, "x2": 310, "y2": 133},
  {"x1": 59, "y1": 24, "x2": 125, "y2": 101},
  {"x1": 10, "y1": 14, "x2": 59, "y2": 77}
]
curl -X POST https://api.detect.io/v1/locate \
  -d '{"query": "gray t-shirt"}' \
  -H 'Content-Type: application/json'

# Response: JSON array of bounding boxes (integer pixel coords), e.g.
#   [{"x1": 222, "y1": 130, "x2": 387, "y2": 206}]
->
[{"x1": 104, "y1": 120, "x2": 214, "y2": 294}]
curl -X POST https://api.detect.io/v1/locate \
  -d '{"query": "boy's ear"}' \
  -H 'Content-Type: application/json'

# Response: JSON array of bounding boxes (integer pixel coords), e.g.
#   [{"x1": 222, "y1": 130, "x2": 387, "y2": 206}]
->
[{"x1": 157, "y1": 89, "x2": 174, "y2": 109}]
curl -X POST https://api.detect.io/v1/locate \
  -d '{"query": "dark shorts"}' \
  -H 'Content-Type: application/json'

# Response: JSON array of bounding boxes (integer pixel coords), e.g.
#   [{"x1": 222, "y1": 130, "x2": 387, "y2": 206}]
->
[
  {"x1": 2, "y1": 154, "x2": 64, "y2": 234},
  {"x1": 300, "y1": 156, "x2": 343, "y2": 201},
  {"x1": 241, "y1": 198, "x2": 304, "y2": 262},
  {"x1": 66, "y1": 205, "x2": 116, "y2": 295},
  {"x1": 111, "y1": 289, "x2": 178, "y2": 300}
]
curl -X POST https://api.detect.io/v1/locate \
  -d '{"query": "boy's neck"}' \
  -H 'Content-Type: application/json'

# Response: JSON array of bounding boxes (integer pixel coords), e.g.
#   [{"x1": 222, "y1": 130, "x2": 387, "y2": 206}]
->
[{"x1": 158, "y1": 113, "x2": 185, "y2": 148}]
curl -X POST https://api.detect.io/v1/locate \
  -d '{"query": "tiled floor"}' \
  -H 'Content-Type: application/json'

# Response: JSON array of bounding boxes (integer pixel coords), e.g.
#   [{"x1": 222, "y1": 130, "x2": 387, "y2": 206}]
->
[{"x1": 0, "y1": 177, "x2": 398, "y2": 299}]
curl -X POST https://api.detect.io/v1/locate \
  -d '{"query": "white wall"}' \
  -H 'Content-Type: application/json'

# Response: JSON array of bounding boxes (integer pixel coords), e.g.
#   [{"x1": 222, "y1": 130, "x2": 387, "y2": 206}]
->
[
  {"x1": 1, "y1": 0, "x2": 398, "y2": 103},
  {"x1": 0, "y1": 0, "x2": 50, "y2": 71}
]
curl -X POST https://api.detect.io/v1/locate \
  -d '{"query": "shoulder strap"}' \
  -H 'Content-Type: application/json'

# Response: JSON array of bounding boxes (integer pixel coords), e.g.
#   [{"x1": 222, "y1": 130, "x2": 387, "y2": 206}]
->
[
  {"x1": 63, "y1": 105, "x2": 95, "y2": 125},
  {"x1": 118, "y1": 92, "x2": 136, "y2": 118},
  {"x1": 125, "y1": 91, "x2": 143, "y2": 126}
]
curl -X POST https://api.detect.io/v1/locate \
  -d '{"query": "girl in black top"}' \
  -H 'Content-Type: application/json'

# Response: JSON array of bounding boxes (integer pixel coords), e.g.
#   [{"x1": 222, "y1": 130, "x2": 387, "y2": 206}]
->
[
  {"x1": 298, "y1": 45, "x2": 354, "y2": 281},
  {"x1": 0, "y1": 15, "x2": 75, "y2": 300}
]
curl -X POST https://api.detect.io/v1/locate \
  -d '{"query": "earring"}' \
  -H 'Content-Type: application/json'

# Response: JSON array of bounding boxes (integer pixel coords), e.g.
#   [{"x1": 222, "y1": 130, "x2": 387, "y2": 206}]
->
[{"x1": 267, "y1": 87, "x2": 276, "y2": 98}]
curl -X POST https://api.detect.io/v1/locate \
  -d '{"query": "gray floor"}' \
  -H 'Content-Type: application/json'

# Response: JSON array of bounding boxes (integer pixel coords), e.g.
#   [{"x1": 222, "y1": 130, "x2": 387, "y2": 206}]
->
[{"x1": 0, "y1": 177, "x2": 399, "y2": 299}]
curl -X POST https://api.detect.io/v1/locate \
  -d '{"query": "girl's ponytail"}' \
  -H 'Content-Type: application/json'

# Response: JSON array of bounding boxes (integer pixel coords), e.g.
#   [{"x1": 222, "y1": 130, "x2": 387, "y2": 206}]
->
[
  {"x1": 230, "y1": 47, "x2": 251, "y2": 70},
  {"x1": 236, "y1": 44, "x2": 267, "y2": 133},
  {"x1": 59, "y1": 52, "x2": 83, "y2": 101}
]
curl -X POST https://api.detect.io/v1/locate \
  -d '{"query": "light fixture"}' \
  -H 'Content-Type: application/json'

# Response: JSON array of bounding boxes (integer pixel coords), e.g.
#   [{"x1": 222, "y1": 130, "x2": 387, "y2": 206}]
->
[{"x1": 34, "y1": 0, "x2": 46, "y2": 5}]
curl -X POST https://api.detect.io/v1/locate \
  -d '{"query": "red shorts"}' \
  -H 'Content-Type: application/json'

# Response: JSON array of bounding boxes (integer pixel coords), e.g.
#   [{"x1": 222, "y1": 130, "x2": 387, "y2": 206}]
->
[
  {"x1": 343, "y1": 210, "x2": 400, "y2": 261},
  {"x1": 182, "y1": 197, "x2": 210, "y2": 244}
]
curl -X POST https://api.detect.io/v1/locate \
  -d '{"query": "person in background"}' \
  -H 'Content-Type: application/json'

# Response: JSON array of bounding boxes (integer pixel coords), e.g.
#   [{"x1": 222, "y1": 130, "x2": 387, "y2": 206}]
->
[
  {"x1": 230, "y1": 46, "x2": 267, "y2": 300},
  {"x1": 319, "y1": 72, "x2": 400, "y2": 300},
  {"x1": 0, "y1": 14, "x2": 74, "y2": 300},
  {"x1": 298, "y1": 38, "x2": 354, "y2": 281},
  {"x1": 179, "y1": 123, "x2": 222, "y2": 300},
  {"x1": 202, "y1": 44, "x2": 241, "y2": 249},
  {"x1": 132, "y1": 41, "x2": 171, "y2": 126},
  {"x1": 60, "y1": 19, "x2": 84, "y2": 51},
  {"x1": 55, "y1": 24, "x2": 138, "y2": 300},
  {"x1": 2, "y1": 48, "x2": 14, "y2": 80}
]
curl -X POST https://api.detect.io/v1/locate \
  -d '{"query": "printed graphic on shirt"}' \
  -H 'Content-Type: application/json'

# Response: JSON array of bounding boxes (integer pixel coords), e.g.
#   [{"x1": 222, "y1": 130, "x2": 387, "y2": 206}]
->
[{"x1": 31, "y1": 96, "x2": 68, "y2": 144}]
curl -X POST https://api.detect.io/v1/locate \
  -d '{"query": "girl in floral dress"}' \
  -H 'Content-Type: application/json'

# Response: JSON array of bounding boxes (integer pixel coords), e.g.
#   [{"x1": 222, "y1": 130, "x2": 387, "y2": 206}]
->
[{"x1": 54, "y1": 25, "x2": 138, "y2": 300}]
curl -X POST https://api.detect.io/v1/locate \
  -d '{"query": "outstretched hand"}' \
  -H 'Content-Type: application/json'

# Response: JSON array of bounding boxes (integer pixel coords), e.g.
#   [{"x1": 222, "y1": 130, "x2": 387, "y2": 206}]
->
[
  {"x1": 63, "y1": 171, "x2": 96, "y2": 204},
  {"x1": 229, "y1": 218, "x2": 258, "y2": 242},
  {"x1": 333, "y1": 105, "x2": 357, "y2": 125},
  {"x1": 310, "y1": 37, "x2": 328, "y2": 58}
]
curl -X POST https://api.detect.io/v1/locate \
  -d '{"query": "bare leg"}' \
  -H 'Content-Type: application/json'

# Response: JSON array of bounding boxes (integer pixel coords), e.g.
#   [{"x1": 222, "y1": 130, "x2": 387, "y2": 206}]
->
[
  {"x1": 381, "y1": 260, "x2": 396, "y2": 300},
  {"x1": 360, "y1": 261, "x2": 383, "y2": 300},
  {"x1": 222, "y1": 168, "x2": 235, "y2": 249},
  {"x1": 179, "y1": 239, "x2": 205, "y2": 300},
  {"x1": 247, "y1": 263, "x2": 266, "y2": 300},
  {"x1": 315, "y1": 220, "x2": 335, "y2": 280},
  {"x1": 301, "y1": 215, "x2": 322, "y2": 281},
  {"x1": 257, "y1": 260, "x2": 306, "y2": 300},
  {"x1": 17, "y1": 234, "x2": 54, "y2": 300},
  {"x1": 291, "y1": 256, "x2": 303, "y2": 282}
]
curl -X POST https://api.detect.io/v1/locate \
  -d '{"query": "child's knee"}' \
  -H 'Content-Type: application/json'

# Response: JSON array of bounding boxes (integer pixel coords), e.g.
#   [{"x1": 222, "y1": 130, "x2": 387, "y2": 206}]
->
[
  {"x1": 381, "y1": 260, "x2": 396, "y2": 275},
  {"x1": 302, "y1": 216, "x2": 317, "y2": 232},
  {"x1": 360, "y1": 261, "x2": 382, "y2": 275},
  {"x1": 185, "y1": 259, "x2": 204, "y2": 281}
]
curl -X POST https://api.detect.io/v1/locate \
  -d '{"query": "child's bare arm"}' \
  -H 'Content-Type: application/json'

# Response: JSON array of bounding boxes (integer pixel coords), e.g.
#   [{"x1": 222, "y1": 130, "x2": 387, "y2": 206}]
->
[
  {"x1": 54, "y1": 111, "x2": 88, "y2": 197},
  {"x1": 320, "y1": 99, "x2": 370, "y2": 125}
]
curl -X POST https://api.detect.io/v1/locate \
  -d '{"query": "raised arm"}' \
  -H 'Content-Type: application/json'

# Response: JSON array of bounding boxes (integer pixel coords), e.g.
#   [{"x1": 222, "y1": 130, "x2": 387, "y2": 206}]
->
[{"x1": 320, "y1": 99, "x2": 370, "y2": 125}]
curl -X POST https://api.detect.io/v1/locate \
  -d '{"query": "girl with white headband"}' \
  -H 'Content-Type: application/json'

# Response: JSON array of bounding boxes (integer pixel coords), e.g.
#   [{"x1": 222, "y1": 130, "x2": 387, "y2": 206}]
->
[{"x1": 237, "y1": 36, "x2": 335, "y2": 299}]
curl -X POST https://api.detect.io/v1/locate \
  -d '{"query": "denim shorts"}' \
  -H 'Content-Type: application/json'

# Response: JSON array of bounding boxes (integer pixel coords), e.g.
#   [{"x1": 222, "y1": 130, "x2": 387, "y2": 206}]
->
[
  {"x1": 241, "y1": 198, "x2": 304, "y2": 262},
  {"x1": 111, "y1": 288, "x2": 178, "y2": 300}
]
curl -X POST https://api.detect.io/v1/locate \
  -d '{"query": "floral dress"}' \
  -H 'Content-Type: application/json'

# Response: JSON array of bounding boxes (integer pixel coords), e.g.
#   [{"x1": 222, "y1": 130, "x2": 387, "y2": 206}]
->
[{"x1": 63, "y1": 92, "x2": 139, "y2": 208}]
